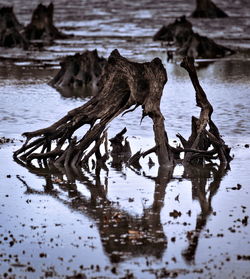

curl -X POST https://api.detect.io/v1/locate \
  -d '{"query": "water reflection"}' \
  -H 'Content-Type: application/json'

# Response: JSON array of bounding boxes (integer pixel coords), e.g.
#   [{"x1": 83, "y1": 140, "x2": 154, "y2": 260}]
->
[
  {"x1": 181, "y1": 164, "x2": 228, "y2": 263},
  {"x1": 14, "y1": 154, "x2": 228, "y2": 265},
  {"x1": 53, "y1": 85, "x2": 98, "y2": 99}
]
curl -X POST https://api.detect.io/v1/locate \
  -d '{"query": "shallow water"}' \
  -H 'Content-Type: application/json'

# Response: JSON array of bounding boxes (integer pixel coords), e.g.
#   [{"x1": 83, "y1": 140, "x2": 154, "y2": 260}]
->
[{"x1": 0, "y1": 0, "x2": 250, "y2": 278}]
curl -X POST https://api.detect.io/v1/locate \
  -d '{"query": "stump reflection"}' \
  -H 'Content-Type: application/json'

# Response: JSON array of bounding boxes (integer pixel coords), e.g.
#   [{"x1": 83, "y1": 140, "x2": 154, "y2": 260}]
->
[{"x1": 15, "y1": 150, "x2": 227, "y2": 264}]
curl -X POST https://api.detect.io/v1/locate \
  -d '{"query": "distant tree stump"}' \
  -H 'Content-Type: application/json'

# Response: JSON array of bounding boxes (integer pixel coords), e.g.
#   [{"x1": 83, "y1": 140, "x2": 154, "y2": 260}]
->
[
  {"x1": 24, "y1": 3, "x2": 69, "y2": 41},
  {"x1": 0, "y1": 6, "x2": 28, "y2": 48},
  {"x1": 153, "y1": 16, "x2": 234, "y2": 59},
  {"x1": 49, "y1": 50, "x2": 107, "y2": 97},
  {"x1": 192, "y1": 0, "x2": 228, "y2": 18},
  {"x1": 154, "y1": 16, "x2": 193, "y2": 45}
]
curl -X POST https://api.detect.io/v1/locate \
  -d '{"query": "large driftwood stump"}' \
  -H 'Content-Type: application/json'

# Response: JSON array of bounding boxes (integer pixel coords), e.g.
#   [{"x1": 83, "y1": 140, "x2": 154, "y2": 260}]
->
[
  {"x1": 0, "y1": 6, "x2": 28, "y2": 48},
  {"x1": 14, "y1": 49, "x2": 174, "y2": 168},
  {"x1": 14, "y1": 51, "x2": 232, "y2": 170},
  {"x1": 153, "y1": 16, "x2": 234, "y2": 59},
  {"x1": 24, "y1": 3, "x2": 69, "y2": 41},
  {"x1": 49, "y1": 49, "x2": 107, "y2": 97},
  {"x1": 192, "y1": 0, "x2": 228, "y2": 18}
]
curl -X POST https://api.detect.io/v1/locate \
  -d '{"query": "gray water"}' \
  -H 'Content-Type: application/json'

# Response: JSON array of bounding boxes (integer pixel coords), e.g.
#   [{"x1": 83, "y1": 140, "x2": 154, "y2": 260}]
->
[{"x1": 0, "y1": 0, "x2": 250, "y2": 278}]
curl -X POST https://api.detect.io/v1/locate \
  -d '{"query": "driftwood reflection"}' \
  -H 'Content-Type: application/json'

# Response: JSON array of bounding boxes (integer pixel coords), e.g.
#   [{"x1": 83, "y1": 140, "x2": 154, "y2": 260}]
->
[
  {"x1": 15, "y1": 156, "x2": 172, "y2": 263},
  {"x1": 14, "y1": 154, "x2": 227, "y2": 264},
  {"x1": 182, "y1": 163, "x2": 228, "y2": 263}
]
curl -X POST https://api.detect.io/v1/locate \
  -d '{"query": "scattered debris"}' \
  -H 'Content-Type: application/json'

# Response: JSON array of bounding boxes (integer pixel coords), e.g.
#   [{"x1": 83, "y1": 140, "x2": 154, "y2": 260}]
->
[
  {"x1": 237, "y1": 255, "x2": 250, "y2": 261},
  {"x1": 227, "y1": 184, "x2": 242, "y2": 191},
  {"x1": 0, "y1": 137, "x2": 14, "y2": 144},
  {"x1": 169, "y1": 210, "x2": 182, "y2": 218}
]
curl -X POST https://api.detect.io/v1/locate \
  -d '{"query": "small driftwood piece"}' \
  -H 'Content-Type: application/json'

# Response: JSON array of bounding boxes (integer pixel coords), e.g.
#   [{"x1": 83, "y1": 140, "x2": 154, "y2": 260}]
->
[
  {"x1": 177, "y1": 56, "x2": 232, "y2": 166},
  {"x1": 49, "y1": 49, "x2": 107, "y2": 97},
  {"x1": 24, "y1": 3, "x2": 69, "y2": 41},
  {"x1": 0, "y1": 6, "x2": 28, "y2": 48},
  {"x1": 153, "y1": 16, "x2": 234, "y2": 59},
  {"x1": 192, "y1": 0, "x2": 228, "y2": 18},
  {"x1": 14, "y1": 49, "x2": 174, "y2": 168}
]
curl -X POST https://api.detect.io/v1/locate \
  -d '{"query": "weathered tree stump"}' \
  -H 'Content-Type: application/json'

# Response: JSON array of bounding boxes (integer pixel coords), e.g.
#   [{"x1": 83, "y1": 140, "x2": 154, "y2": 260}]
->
[
  {"x1": 14, "y1": 49, "x2": 174, "y2": 168},
  {"x1": 0, "y1": 6, "x2": 28, "y2": 48},
  {"x1": 49, "y1": 50, "x2": 107, "y2": 97},
  {"x1": 178, "y1": 32, "x2": 233, "y2": 59},
  {"x1": 192, "y1": 0, "x2": 228, "y2": 18},
  {"x1": 154, "y1": 16, "x2": 193, "y2": 45},
  {"x1": 153, "y1": 16, "x2": 234, "y2": 59},
  {"x1": 14, "y1": 51, "x2": 232, "y2": 170},
  {"x1": 24, "y1": 3, "x2": 69, "y2": 41}
]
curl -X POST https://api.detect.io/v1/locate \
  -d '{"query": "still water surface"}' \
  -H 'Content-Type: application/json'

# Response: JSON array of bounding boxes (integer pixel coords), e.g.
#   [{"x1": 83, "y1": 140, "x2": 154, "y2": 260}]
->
[{"x1": 0, "y1": 0, "x2": 250, "y2": 278}]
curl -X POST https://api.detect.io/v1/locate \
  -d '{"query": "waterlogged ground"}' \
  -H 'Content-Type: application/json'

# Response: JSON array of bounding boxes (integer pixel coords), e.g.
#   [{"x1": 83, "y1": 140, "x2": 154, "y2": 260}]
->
[{"x1": 0, "y1": 0, "x2": 250, "y2": 278}]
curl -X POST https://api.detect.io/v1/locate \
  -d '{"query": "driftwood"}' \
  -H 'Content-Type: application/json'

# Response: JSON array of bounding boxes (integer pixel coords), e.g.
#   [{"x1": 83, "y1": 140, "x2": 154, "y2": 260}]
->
[
  {"x1": 153, "y1": 16, "x2": 234, "y2": 59},
  {"x1": 49, "y1": 50, "x2": 107, "y2": 97},
  {"x1": 14, "y1": 51, "x2": 232, "y2": 170},
  {"x1": 24, "y1": 3, "x2": 69, "y2": 41},
  {"x1": 192, "y1": 0, "x2": 228, "y2": 18},
  {"x1": 0, "y1": 6, "x2": 28, "y2": 48},
  {"x1": 177, "y1": 56, "x2": 232, "y2": 165},
  {"x1": 14, "y1": 49, "x2": 174, "y2": 168}
]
